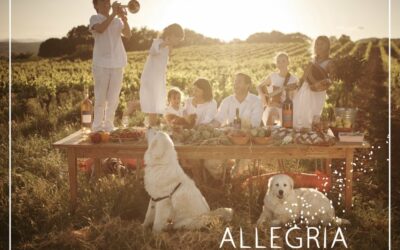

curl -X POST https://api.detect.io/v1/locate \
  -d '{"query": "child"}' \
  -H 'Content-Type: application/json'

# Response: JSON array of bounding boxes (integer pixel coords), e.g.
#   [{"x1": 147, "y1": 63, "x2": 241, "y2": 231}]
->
[
  {"x1": 257, "y1": 52, "x2": 298, "y2": 126},
  {"x1": 89, "y1": 0, "x2": 131, "y2": 132},
  {"x1": 139, "y1": 24, "x2": 185, "y2": 127},
  {"x1": 293, "y1": 36, "x2": 335, "y2": 129},
  {"x1": 165, "y1": 87, "x2": 184, "y2": 117},
  {"x1": 164, "y1": 87, "x2": 196, "y2": 128}
]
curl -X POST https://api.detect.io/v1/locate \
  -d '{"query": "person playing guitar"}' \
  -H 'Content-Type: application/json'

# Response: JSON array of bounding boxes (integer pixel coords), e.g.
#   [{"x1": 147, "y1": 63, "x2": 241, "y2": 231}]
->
[{"x1": 257, "y1": 53, "x2": 299, "y2": 126}]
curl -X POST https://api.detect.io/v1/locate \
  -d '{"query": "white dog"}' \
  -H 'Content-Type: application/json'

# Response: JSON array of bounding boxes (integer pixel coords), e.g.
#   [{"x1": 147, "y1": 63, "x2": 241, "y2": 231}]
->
[
  {"x1": 143, "y1": 129, "x2": 233, "y2": 232},
  {"x1": 257, "y1": 174, "x2": 350, "y2": 227}
]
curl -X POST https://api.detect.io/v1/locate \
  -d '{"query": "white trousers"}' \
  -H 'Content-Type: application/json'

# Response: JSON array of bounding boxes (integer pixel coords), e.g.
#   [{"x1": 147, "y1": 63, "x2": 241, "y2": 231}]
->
[{"x1": 92, "y1": 66, "x2": 123, "y2": 132}]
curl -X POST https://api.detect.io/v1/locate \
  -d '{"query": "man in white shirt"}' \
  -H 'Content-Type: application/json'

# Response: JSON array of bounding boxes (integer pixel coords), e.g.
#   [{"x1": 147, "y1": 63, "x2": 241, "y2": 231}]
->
[
  {"x1": 205, "y1": 73, "x2": 263, "y2": 180},
  {"x1": 212, "y1": 73, "x2": 263, "y2": 128},
  {"x1": 89, "y1": 0, "x2": 132, "y2": 131}
]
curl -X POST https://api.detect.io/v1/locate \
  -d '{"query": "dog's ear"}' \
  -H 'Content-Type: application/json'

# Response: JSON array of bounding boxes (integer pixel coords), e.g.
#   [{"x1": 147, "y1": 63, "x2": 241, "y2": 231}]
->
[
  {"x1": 146, "y1": 128, "x2": 157, "y2": 144},
  {"x1": 267, "y1": 176, "x2": 274, "y2": 193},
  {"x1": 289, "y1": 176, "x2": 294, "y2": 189}
]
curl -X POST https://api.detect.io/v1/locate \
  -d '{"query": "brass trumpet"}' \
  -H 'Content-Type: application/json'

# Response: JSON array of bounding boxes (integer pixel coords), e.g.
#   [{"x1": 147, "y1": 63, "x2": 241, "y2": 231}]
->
[{"x1": 121, "y1": 0, "x2": 140, "y2": 14}]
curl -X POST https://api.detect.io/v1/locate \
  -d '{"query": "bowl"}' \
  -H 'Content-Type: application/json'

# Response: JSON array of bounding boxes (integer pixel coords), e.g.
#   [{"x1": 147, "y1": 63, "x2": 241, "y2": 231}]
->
[
  {"x1": 330, "y1": 127, "x2": 352, "y2": 137},
  {"x1": 228, "y1": 135, "x2": 250, "y2": 145},
  {"x1": 252, "y1": 136, "x2": 273, "y2": 145}
]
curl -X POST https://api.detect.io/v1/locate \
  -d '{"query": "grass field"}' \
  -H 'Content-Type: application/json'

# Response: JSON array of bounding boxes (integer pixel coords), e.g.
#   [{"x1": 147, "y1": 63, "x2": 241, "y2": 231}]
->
[{"x1": 1, "y1": 39, "x2": 398, "y2": 249}]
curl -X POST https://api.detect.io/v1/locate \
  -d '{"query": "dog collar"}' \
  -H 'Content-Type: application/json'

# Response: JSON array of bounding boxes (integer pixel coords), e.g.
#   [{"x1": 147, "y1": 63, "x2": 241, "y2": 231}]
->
[{"x1": 151, "y1": 182, "x2": 182, "y2": 202}]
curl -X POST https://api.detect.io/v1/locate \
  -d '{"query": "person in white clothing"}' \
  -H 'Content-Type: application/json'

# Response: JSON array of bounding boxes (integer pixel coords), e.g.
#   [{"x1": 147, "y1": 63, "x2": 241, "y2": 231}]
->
[
  {"x1": 183, "y1": 78, "x2": 217, "y2": 125},
  {"x1": 257, "y1": 53, "x2": 298, "y2": 126},
  {"x1": 293, "y1": 36, "x2": 335, "y2": 129},
  {"x1": 90, "y1": 0, "x2": 131, "y2": 132},
  {"x1": 206, "y1": 73, "x2": 263, "y2": 180},
  {"x1": 212, "y1": 73, "x2": 263, "y2": 128},
  {"x1": 164, "y1": 87, "x2": 184, "y2": 117},
  {"x1": 139, "y1": 24, "x2": 185, "y2": 127}
]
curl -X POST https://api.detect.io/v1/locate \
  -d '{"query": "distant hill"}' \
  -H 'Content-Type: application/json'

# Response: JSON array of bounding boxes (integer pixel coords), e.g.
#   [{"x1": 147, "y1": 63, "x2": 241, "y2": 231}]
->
[{"x1": 0, "y1": 41, "x2": 42, "y2": 56}]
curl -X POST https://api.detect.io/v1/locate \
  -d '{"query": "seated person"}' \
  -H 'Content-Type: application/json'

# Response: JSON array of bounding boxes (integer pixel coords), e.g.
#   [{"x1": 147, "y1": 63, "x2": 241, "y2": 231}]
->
[
  {"x1": 207, "y1": 73, "x2": 264, "y2": 180},
  {"x1": 257, "y1": 52, "x2": 298, "y2": 126},
  {"x1": 164, "y1": 87, "x2": 196, "y2": 129},
  {"x1": 211, "y1": 73, "x2": 263, "y2": 128},
  {"x1": 183, "y1": 78, "x2": 218, "y2": 125}
]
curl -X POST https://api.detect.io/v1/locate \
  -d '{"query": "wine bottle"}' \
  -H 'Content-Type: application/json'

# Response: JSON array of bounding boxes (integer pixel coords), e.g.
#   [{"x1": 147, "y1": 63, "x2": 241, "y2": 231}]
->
[
  {"x1": 81, "y1": 87, "x2": 93, "y2": 133},
  {"x1": 282, "y1": 90, "x2": 293, "y2": 128},
  {"x1": 233, "y1": 108, "x2": 241, "y2": 129}
]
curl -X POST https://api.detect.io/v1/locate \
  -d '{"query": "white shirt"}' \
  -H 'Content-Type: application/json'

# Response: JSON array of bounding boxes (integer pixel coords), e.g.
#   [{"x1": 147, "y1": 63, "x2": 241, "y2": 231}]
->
[
  {"x1": 214, "y1": 93, "x2": 263, "y2": 127},
  {"x1": 89, "y1": 14, "x2": 127, "y2": 68},
  {"x1": 266, "y1": 72, "x2": 298, "y2": 102},
  {"x1": 139, "y1": 38, "x2": 170, "y2": 114},
  {"x1": 165, "y1": 105, "x2": 184, "y2": 117},
  {"x1": 183, "y1": 98, "x2": 217, "y2": 125}
]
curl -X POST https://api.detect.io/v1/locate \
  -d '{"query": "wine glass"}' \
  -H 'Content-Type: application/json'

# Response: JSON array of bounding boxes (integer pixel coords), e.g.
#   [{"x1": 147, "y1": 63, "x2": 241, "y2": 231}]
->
[{"x1": 122, "y1": 115, "x2": 129, "y2": 128}]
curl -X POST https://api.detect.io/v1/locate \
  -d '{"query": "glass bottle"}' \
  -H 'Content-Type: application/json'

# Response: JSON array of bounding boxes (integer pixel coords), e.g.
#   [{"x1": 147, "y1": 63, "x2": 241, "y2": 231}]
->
[
  {"x1": 282, "y1": 90, "x2": 293, "y2": 128},
  {"x1": 81, "y1": 87, "x2": 93, "y2": 133},
  {"x1": 233, "y1": 108, "x2": 241, "y2": 129}
]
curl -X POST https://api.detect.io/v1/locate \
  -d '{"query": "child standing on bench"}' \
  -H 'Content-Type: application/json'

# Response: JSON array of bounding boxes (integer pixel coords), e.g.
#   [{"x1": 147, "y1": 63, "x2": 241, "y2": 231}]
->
[
  {"x1": 89, "y1": 0, "x2": 131, "y2": 132},
  {"x1": 139, "y1": 24, "x2": 185, "y2": 127}
]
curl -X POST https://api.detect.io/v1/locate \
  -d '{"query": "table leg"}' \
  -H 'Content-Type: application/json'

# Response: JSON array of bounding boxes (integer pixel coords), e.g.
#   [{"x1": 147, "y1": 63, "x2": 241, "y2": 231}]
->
[
  {"x1": 324, "y1": 159, "x2": 332, "y2": 177},
  {"x1": 94, "y1": 158, "x2": 102, "y2": 179},
  {"x1": 345, "y1": 149, "x2": 354, "y2": 210},
  {"x1": 67, "y1": 149, "x2": 78, "y2": 212}
]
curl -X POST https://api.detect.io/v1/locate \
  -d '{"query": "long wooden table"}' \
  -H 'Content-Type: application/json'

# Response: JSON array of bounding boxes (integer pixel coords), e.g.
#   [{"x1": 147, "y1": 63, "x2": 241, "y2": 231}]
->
[{"x1": 53, "y1": 130, "x2": 370, "y2": 211}]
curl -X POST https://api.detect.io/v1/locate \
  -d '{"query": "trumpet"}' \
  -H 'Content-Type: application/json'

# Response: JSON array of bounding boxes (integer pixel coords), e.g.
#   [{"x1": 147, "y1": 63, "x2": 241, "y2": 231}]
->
[{"x1": 120, "y1": 0, "x2": 140, "y2": 14}]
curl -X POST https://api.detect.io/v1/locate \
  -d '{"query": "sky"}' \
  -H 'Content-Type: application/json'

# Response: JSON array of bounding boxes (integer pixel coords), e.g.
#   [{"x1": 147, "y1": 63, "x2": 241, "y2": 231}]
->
[{"x1": 0, "y1": 0, "x2": 399, "y2": 42}]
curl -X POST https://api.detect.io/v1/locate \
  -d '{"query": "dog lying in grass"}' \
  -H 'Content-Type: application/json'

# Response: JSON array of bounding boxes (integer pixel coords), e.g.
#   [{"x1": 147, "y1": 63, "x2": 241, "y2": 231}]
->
[
  {"x1": 257, "y1": 174, "x2": 350, "y2": 227},
  {"x1": 142, "y1": 129, "x2": 233, "y2": 232}
]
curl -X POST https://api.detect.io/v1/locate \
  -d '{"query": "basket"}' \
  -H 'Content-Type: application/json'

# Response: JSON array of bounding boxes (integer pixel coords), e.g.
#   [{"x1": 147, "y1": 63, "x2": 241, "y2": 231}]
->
[
  {"x1": 334, "y1": 108, "x2": 357, "y2": 126},
  {"x1": 330, "y1": 127, "x2": 352, "y2": 137},
  {"x1": 228, "y1": 135, "x2": 250, "y2": 145},
  {"x1": 252, "y1": 136, "x2": 273, "y2": 145}
]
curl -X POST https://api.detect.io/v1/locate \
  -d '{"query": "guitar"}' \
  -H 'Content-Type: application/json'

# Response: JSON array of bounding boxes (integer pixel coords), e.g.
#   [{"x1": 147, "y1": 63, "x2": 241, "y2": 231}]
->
[{"x1": 260, "y1": 73, "x2": 297, "y2": 107}]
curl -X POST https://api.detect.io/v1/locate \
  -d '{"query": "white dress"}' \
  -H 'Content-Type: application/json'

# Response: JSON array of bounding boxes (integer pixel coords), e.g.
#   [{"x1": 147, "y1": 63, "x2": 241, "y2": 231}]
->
[
  {"x1": 183, "y1": 98, "x2": 217, "y2": 125},
  {"x1": 164, "y1": 105, "x2": 184, "y2": 117},
  {"x1": 262, "y1": 72, "x2": 298, "y2": 126},
  {"x1": 293, "y1": 59, "x2": 331, "y2": 128},
  {"x1": 139, "y1": 39, "x2": 169, "y2": 114}
]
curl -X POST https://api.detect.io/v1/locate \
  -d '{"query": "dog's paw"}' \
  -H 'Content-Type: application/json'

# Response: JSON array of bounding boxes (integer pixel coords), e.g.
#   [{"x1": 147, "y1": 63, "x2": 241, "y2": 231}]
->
[
  {"x1": 270, "y1": 219, "x2": 282, "y2": 227},
  {"x1": 256, "y1": 218, "x2": 264, "y2": 226}
]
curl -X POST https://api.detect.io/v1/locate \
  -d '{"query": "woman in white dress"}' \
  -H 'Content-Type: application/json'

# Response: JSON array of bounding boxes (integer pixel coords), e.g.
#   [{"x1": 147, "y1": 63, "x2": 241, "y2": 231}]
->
[
  {"x1": 293, "y1": 36, "x2": 335, "y2": 129},
  {"x1": 139, "y1": 24, "x2": 184, "y2": 127},
  {"x1": 257, "y1": 52, "x2": 298, "y2": 126},
  {"x1": 183, "y1": 78, "x2": 217, "y2": 125}
]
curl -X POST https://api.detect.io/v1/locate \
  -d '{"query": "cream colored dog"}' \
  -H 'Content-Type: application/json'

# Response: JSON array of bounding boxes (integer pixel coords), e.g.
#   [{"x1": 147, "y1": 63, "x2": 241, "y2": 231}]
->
[
  {"x1": 143, "y1": 130, "x2": 233, "y2": 232},
  {"x1": 257, "y1": 174, "x2": 350, "y2": 227}
]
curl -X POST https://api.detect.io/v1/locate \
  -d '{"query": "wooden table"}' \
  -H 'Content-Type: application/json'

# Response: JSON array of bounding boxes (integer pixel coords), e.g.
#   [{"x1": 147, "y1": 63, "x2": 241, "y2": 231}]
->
[{"x1": 53, "y1": 130, "x2": 370, "y2": 211}]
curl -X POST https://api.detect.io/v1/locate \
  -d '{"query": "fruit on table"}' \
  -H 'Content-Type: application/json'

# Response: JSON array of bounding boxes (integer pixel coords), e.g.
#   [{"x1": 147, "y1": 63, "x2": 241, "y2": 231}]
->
[
  {"x1": 99, "y1": 131, "x2": 110, "y2": 142},
  {"x1": 343, "y1": 120, "x2": 352, "y2": 128},
  {"x1": 90, "y1": 132, "x2": 102, "y2": 143}
]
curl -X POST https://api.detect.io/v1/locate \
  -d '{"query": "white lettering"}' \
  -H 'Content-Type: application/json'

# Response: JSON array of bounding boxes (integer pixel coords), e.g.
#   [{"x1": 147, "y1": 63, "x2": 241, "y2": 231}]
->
[
  {"x1": 270, "y1": 227, "x2": 282, "y2": 249},
  {"x1": 255, "y1": 227, "x2": 266, "y2": 248},
  {"x1": 331, "y1": 227, "x2": 348, "y2": 248},
  {"x1": 286, "y1": 226, "x2": 302, "y2": 249},
  {"x1": 219, "y1": 227, "x2": 236, "y2": 248},
  {"x1": 307, "y1": 227, "x2": 320, "y2": 248},
  {"x1": 240, "y1": 227, "x2": 251, "y2": 248}
]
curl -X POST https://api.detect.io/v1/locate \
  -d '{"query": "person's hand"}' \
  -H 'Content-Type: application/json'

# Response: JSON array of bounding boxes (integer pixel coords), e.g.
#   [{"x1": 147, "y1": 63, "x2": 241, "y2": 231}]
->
[
  {"x1": 118, "y1": 8, "x2": 128, "y2": 22},
  {"x1": 111, "y1": 1, "x2": 121, "y2": 16}
]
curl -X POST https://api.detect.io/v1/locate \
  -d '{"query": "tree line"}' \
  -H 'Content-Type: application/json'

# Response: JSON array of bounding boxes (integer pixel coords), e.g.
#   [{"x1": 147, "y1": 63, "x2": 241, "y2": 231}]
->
[{"x1": 37, "y1": 25, "x2": 315, "y2": 59}]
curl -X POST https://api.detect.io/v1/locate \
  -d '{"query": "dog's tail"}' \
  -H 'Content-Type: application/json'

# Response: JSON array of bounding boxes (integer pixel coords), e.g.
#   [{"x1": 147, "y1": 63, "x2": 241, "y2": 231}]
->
[
  {"x1": 333, "y1": 216, "x2": 351, "y2": 226},
  {"x1": 184, "y1": 208, "x2": 233, "y2": 230},
  {"x1": 208, "y1": 208, "x2": 234, "y2": 222}
]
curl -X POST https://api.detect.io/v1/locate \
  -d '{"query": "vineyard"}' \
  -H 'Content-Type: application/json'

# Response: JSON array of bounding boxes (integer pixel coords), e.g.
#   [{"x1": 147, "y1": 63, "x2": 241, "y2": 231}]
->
[{"x1": 1, "y1": 38, "x2": 399, "y2": 249}]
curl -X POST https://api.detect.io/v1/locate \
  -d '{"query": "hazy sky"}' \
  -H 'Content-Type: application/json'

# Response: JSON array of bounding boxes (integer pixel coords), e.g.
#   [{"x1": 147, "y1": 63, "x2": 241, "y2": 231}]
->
[{"x1": 1, "y1": 0, "x2": 399, "y2": 41}]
